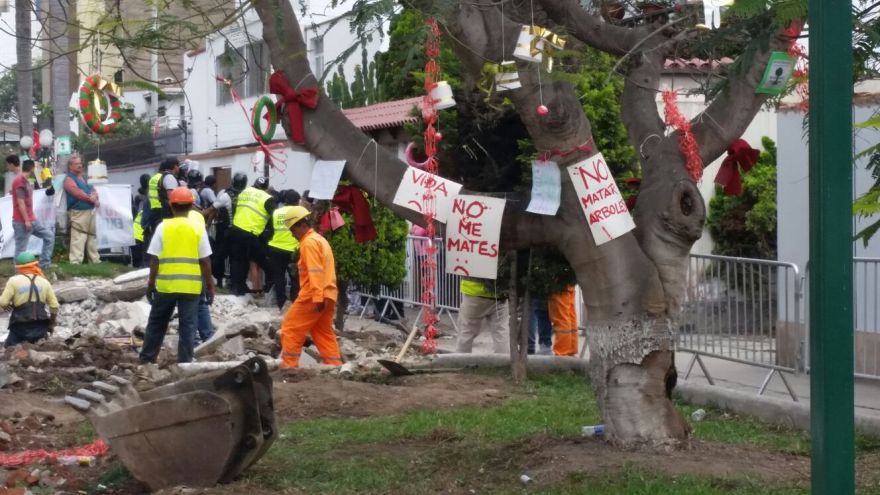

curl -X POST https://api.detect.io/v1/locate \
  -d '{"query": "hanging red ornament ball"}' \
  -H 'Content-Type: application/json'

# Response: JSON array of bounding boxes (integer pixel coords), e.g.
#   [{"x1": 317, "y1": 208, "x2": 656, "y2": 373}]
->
[
  {"x1": 537, "y1": 105, "x2": 549, "y2": 116},
  {"x1": 435, "y1": 132, "x2": 443, "y2": 141}
]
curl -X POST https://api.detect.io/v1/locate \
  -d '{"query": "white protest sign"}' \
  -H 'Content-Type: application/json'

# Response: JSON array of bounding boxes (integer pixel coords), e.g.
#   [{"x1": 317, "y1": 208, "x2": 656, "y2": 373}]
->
[
  {"x1": 392, "y1": 168, "x2": 463, "y2": 224},
  {"x1": 526, "y1": 160, "x2": 561, "y2": 215},
  {"x1": 0, "y1": 189, "x2": 55, "y2": 258},
  {"x1": 95, "y1": 184, "x2": 134, "y2": 249},
  {"x1": 567, "y1": 152, "x2": 635, "y2": 246},
  {"x1": 445, "y1": 195, "x2": 505, "y2": 279},
  {"x1": 308, "y1": 160, "x2": 347, "y2": 200}
]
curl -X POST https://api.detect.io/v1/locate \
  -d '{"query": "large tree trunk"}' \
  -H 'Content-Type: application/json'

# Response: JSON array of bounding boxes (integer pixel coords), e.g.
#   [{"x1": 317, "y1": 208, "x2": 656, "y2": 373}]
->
[
  {"x1": 251, "y1": 0, "x2": 793, "y2": 447},
  {"x1": 15, "y1": 0, "x2": 33, "y2": 142}
]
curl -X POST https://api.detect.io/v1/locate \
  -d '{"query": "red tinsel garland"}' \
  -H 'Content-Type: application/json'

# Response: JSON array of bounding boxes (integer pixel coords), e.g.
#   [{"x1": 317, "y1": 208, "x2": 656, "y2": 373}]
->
[
  {"x1": 418, "y1": 18, "x2": 443, "y2": 354},
  {"x1": 662, "y1": 90, "x2": 703, "y2": 182}
]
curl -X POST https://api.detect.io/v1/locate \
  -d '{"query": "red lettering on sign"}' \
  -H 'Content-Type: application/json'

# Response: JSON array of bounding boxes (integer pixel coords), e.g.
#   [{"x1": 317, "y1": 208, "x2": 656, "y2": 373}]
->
[{"x1": 576, "y1": 157, "x2": 610, "y2": 190}]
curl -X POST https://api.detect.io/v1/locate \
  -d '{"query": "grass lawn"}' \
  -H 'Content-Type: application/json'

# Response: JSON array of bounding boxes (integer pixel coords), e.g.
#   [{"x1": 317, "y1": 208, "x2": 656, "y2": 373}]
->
[
  {"x1": 229, "y1": 371, "x2": 874, "y2": 495},
  {"x1": 0, "y1": 258, "x2": 132, "y2": 279}
]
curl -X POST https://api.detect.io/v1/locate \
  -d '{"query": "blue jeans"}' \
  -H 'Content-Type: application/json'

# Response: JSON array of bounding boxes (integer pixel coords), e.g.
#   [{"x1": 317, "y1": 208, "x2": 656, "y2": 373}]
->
[
  {"x1": 140, "y1": 293, "x2": 199, "y2": 363},
  {"x1": 528, "y1": 298, "x2": 552, "y2": 354},
  {"x1": 13, "y1": 221, "x2": 54, "y2": 268},
  {"x1": 197, "y1": 290, "x2": 214, "y2": 343}
]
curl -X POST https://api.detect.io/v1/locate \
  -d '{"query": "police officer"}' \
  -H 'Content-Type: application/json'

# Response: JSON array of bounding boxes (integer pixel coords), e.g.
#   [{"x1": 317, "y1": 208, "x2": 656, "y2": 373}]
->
[
  {"x1": 227, "y1": 176, "x2": 276, "y2": 295},
  {"x1": 266, "y1": 190, "x2": 301, "y2": 310},
  {"x1": 204, "y1": 172, "x2": 247, "y2": 289},
  {"x1": 146, "y1": 158, "x2": 182, "y2": 236},
  {"x1": 140, "y1": 187, "x2": 214, "y2": 364}
]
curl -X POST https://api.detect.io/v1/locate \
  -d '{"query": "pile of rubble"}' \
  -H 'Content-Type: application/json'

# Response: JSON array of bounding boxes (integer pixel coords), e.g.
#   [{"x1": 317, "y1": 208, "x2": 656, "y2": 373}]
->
[{"x1": 1, "y1": 270, "x2": 415, "y2": 394}]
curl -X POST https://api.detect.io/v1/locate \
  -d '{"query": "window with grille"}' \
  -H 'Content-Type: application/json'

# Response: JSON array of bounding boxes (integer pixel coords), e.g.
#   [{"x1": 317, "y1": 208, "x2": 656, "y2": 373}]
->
[
  {"x1": 311, "y1": 37, "x2": 324, "y2": 79},
  {"x1": 215, "y1": 41, "x2": 271, "y2": 106}
]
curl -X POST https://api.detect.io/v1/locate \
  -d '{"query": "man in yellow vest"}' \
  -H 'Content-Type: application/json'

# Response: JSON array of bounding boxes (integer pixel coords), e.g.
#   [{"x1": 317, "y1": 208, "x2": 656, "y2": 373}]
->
[
  {"x1": 266, "y1": 190, "x2": 301, "y2": 310},
  {"x1": 139, "y1": 187, "x2": 214, "y2": 364},
  {"x1": 228, "y1": 176, "x2": 277, "y2": 296},
  {"x1": 145, "y1": 158, "x2": 181, "y2": 243},
  {"x1": 456, "y1": 278, "x2": 509, "y2": 354}
]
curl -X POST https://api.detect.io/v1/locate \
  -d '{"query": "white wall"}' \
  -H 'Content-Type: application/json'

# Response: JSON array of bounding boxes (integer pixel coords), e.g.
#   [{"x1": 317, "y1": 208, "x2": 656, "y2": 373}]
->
[
  {"x1": 185, "y1": 1, "x2": 391, "y2": 155},
  {"x1": 657, "y1": 75, "x2": 778, "y2": 255}
]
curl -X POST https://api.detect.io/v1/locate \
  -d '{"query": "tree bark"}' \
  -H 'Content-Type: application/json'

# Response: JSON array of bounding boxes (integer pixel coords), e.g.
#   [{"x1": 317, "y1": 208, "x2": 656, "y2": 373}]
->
[
  {"x1": 251, "y1": 0, "x2": 784, "y2": 447},
  {"x1": 48, "y1": 0, "x2": 70, "y2": 141},
  {"x1": 15, "y1": 0, "x2": 33, "y2": 142},
  {"x1": 335, "y1": 279, "x2": 349, "y2": 331}
]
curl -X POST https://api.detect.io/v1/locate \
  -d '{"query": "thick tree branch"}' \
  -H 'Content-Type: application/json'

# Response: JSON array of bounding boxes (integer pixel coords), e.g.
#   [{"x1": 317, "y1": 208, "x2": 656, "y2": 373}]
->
[
  {"x1": 251, "y1": 0, "x2": 546, "y2": 251},
  {"x1": 690, "y1": 28, "x2": 795, "y2": 164},
  {"x1": 537, "y1": 0, "x2": 649, "y2": 57},
  {"x1": 621, "y1": 48, "x2": 666, "y2": 163}
]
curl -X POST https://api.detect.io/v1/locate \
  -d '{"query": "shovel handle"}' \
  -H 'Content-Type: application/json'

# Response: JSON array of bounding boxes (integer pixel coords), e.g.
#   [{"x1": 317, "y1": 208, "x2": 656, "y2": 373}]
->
[{"x1": 395, "y1": 321, "x2": 421, "y2": 362}]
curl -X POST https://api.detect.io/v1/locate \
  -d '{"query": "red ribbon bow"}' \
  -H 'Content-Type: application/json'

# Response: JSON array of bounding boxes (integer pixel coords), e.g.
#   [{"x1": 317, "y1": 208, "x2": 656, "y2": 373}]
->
[
  {"x1": 714, "y1": 139, "x2": 760, "y2": 196},
  {"x1": 269, "y1": 70, "x2": 319, "y2": 145}
]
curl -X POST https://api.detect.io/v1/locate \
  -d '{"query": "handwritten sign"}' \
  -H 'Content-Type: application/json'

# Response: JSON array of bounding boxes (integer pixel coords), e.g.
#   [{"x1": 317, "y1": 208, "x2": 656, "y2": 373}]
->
[
  {"x1": 308, "y1": 160, "x2": 347, "y2": 200},
  {"x1": 392, "y1": 169, "x2": 463, "y2": 224},
  {"x1": 526, "y1": 160, "x2": 561, "y2": 215},
  {"x1": 445, "y1": 195, "x2": 505, "y2": 279},
  {"x1": 567, "y1": 152, "x2": 635, "y2": 246}
]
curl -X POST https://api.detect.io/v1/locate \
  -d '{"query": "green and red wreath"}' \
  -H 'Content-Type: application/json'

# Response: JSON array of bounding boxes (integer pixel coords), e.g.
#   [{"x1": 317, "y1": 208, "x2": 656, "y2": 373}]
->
[
  {"x1": 251, "y1": 95, "x2": 277, "y2": 143},
  {"x1": 78, "y1": 74, "x2": 123, "y2": 135}
]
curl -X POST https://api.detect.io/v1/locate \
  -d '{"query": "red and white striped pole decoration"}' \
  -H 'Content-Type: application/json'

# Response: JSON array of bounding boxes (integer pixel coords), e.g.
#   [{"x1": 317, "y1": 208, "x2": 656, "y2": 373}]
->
[{"x1": 419, "y1": 18, "x2": 442, "y2": 354}]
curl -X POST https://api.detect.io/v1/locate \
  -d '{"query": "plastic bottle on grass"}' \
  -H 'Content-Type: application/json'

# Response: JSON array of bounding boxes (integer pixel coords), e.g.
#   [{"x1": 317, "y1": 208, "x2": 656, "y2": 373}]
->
[
  {"x1": 581, "y1": 424, "x2": 605, "y2": 438},
  {"x1": 57, "y1": 455, "x2": 95, "y2": 467}
]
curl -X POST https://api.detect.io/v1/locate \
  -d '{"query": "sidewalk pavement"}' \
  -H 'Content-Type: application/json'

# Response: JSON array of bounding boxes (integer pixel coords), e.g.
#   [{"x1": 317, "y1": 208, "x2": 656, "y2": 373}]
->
[{"x1": 676, "y1": 351, "x2": 880, "y2": 420}]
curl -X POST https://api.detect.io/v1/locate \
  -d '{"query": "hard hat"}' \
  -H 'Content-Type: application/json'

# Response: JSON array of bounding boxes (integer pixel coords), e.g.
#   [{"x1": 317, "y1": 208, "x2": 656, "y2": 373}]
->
[
  {"x1": 169, "y1": 186, "x2": 194, "y2": 205},
  {"x1": 14, "y1": 252, "x2": 35, "y2": 265},
  {"x1": 282, "y1": 206, "x2": 311, "y2": 228},
  {"x1": 232, "y1": 172, "x2": 248, "y2": 191},
  {"x1": 187, "y1": 169, "x2": 203, "y2": 185},
  {"x1": 254, "y1": 176, "x2": 269, "y2": 190}
]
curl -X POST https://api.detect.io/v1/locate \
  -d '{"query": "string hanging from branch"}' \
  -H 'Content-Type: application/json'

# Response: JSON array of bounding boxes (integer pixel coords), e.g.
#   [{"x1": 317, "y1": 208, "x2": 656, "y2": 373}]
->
[
  {"x1": 662, "y1": 90, "x2": 703, "y2": 182},
  {"x1": 216, "y1": 76, "x2": 287, "y2": 173},
  {"x1": 419, "y1": 17, "x2": 443, "y2": 355}
]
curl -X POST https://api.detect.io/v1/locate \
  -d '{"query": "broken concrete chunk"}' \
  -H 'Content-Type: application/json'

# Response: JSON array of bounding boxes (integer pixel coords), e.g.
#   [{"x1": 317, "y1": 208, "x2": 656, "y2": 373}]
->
[
  {"x1": 113, "y1": 267, "x2": 150, "y2": 285},
  {"x1": 95, "y1": 280, "x2": 149, "y2": 302},
  {"x1": 55, "y1": 284, "x2": 93, "y2": 304}
]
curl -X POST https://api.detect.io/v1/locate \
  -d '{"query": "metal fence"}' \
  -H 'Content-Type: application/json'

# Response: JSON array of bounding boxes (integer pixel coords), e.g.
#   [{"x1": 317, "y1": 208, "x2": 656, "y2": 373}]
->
[
  {"x1": 803, "y1": 258, "x2": 880, "y2": 380},
  {"x1": 678, "y1": 254, "x2": 803, "y2": 363}
]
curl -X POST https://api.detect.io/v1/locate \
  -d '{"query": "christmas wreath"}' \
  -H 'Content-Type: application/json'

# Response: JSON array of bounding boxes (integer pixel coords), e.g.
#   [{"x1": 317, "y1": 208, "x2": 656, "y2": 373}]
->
[{"x1": 78, "y1": 75, "x2": 123, "y2": 135}]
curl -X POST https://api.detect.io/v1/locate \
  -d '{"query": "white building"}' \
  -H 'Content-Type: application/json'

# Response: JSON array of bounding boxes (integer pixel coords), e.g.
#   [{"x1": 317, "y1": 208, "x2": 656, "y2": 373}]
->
[{"x1": 108, "y1": 0, "x2": 392, "y2": 191}]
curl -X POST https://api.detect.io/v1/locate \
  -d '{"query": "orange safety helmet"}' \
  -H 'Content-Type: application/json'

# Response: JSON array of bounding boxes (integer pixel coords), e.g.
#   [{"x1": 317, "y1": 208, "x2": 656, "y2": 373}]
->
[{"x1": 168, "y1": 186, "x2": 194, "y2": 205}]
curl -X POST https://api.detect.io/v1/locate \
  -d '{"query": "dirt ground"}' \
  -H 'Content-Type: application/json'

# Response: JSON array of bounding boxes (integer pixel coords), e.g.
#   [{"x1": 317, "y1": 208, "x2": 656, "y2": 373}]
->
[{"x1": 272, "y1": 372, "x2": 517, "y2": 421}]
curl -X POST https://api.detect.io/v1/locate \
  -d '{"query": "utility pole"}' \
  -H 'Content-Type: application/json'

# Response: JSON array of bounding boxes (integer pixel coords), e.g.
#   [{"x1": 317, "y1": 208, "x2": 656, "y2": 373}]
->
[
  {"x1": 149, "y1": 4, "x2": 159, "y2": 119},
  {"x1": 809, "y1": 2, "x2": 854, "y2": 494}
]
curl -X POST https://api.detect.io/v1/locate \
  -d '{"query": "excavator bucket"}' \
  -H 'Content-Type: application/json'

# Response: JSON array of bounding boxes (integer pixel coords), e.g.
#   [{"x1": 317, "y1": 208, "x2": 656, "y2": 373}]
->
[{"x1": 64, "y1": 357, "x2": 277, "y2": 491}]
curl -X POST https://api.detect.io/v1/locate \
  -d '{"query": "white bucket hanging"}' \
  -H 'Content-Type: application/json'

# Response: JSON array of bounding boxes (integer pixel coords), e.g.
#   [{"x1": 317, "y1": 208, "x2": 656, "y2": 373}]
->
[
  {"x1": 430, "y1": 81, "x2": 456, "y2": 110},
  {"x1": 495, "y1": 61, "x2": 521, "y2": 91}
]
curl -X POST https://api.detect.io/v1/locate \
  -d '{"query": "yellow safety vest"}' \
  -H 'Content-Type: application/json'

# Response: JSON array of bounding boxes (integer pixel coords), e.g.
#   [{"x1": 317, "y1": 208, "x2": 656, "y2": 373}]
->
[
  {"x1": 460, "y1": 279, "x2": 496, "y2": 299},
  {"x1": 156, "y1": 217, "x2": 203, "y2": 295},
  {"x1": 187, "y1": 209, "x2": 206, "y2": 230},
  {"x1": 232, "y1": 186, "x2": 271, "y2": 236},
  {"x1": 268, "y1": 206, "x2": 300, "y2": 252},
  {"x1": 148, "y1": 172, "x2": 163, "y2": 209},
  {"x1": 133, "y1": 211, "x2": 144, "y2": 242}
]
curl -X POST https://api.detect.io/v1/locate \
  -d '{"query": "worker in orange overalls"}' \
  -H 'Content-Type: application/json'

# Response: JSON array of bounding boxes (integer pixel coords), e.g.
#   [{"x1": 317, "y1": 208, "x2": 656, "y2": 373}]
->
[
  {"x1": 278, "y1": 206, "x2": 342, "y2": 368},
  {"x1": 548, "y1": 285, "x2": 578, "y2": 356}
]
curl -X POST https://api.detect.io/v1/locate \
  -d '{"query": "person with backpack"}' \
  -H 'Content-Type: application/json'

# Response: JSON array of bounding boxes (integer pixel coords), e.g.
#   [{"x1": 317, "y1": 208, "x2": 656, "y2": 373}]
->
[{"x1": 0, "y1": 252, "x2": 59, "y2": 347}]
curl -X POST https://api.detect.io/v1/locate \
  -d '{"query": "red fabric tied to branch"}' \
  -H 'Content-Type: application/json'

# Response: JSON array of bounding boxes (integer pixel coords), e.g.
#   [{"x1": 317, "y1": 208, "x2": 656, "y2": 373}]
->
[
  {"x1": 0, "y1": 439, "x2": 109, "y2": 467},
  {"x1": 714, "y1": 139, "x2": 760, "y2": 196},
  {"x1": 662, "y1": 90, "x2": 703, "y2": 182},
  {"x1": 331, "y1": 185, "x2": 377, "y2": 243},
  {"x1": 268, "y1": 70, "x2": 319, "y2": 145}
]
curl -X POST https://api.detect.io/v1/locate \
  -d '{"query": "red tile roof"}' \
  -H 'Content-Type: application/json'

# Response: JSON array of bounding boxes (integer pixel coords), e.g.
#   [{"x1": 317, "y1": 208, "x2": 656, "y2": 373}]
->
[{"x1": 342, "y1": 96, "x2": 423, "y2": 131}]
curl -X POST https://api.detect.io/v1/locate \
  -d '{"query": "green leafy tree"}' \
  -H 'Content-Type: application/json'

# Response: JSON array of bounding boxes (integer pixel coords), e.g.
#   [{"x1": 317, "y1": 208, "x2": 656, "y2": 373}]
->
[
  {"x1": 707, "y1": 137, "x2": 778, "y2": 258},
  {"x1": 323, "y1": 195, "x2": 409, "y2": 329},
  {"x1": 0, "y1": 65, "x2": 43, "y2": 122}
]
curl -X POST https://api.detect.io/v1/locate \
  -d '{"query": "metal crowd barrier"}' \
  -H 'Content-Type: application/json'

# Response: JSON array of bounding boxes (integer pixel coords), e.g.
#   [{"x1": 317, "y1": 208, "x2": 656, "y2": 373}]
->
[
  {"x1": 803, "y1": 257, "x2": 880, "y2": 380},
  {"x1": 677, "y1": 254, "x2": 803, "y2": 400},
  {"x1": 349, "y1": 236, "x2": 461, "y2": 329}
]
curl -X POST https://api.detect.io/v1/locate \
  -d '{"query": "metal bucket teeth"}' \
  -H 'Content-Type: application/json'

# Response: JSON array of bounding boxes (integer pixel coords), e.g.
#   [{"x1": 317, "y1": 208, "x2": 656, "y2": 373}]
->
[
  {"x1": 64, "y1": 357, "x2": 277, "y2": 490},
  {"x1": 76, "y1": 388, "x2": 106, "y2": 403}
]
